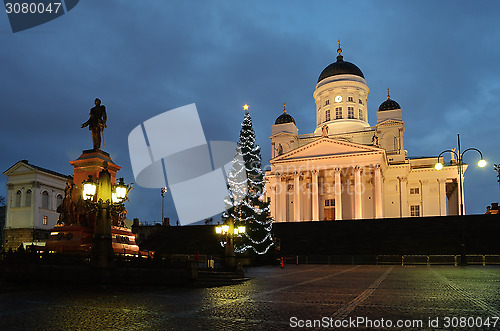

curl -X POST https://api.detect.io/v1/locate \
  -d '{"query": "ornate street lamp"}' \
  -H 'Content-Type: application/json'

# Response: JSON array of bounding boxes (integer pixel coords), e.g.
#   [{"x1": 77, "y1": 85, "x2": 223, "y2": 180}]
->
[
  {"x1": 112, "y1": 178, "x2": 128, "y2": 203},
  {"x1": 82, "y1": 176, "x2": 97, "y2": 201},
  {"x1": 215, "y1": 218, "x2": 246, "y2": 269},
  {"x1": 81, "y1": 164, "x2": 131, "y2": 268}
]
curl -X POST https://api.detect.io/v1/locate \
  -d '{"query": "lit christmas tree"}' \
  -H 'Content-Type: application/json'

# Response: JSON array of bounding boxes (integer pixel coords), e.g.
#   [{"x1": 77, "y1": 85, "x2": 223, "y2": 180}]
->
[{"x1": 222, "y1": 105, "x2": 274, "y2": 255}]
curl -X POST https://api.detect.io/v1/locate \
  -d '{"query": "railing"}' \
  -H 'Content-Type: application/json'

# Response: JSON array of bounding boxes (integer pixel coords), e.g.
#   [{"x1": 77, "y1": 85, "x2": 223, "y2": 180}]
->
[
  {"x1": 377, "y1": 255, "x2": 500, "y2": 266},
  {"x1": 279, "y1": 255, "x2": 500, "y2": 266}
]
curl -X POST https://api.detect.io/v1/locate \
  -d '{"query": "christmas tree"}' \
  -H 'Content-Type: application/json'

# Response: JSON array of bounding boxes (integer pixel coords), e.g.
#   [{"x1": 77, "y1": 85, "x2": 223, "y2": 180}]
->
[{"x1": 222, "y1": 105, "x2": 274, "y2": 255}]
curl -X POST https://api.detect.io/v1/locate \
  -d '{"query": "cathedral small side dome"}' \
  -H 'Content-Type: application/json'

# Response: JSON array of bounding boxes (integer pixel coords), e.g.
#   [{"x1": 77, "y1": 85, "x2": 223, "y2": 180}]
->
[
  {"x1": 275, "y1": 103, "x2": 295, "y2": 125},
  {"x1": 378, "y1": 89, "x2": 401, "y2": 111}
]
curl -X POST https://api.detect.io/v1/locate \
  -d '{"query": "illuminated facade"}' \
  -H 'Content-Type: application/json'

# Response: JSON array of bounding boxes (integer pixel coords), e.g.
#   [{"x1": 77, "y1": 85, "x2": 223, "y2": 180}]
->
[
  {"x1": 265, "y1": 44, "x2": 463, "y2": 222},
  {"x1": 3, "y1": 160, "x2": 70, "y2": 250}
]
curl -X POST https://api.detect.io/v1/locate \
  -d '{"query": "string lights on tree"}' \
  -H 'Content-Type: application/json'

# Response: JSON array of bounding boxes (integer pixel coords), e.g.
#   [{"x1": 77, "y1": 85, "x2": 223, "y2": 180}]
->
[{"x1": 221, "y1": 104, "x2": 274, "y2": 255}]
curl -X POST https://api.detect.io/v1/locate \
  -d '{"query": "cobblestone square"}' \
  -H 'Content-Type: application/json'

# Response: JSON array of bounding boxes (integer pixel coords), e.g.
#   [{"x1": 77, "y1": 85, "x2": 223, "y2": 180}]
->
[{"x1": 1, "y1": 265, "x2": 500, "y2": 330}]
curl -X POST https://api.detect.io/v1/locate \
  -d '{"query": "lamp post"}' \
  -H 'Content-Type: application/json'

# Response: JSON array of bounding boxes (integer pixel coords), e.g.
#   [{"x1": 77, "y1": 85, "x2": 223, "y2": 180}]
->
[
  {"x1": 435, "y1": 134, "x2": 486, "y2": 266},
  {"x1": 215, "y1": 218, "x2": 246, "y2": 269},
  {"x1": 494, "y1": 164, "x2": 500, "y2": 196},
  {"x1": 82, "y1": 163, "x2": 130, "y2": 268},
  {"x1": 161, "y1": 187, "x2": 168, "y2": 224},
  {"x1": 434, "y1": 134, "x2": 486, "y2": 216}
]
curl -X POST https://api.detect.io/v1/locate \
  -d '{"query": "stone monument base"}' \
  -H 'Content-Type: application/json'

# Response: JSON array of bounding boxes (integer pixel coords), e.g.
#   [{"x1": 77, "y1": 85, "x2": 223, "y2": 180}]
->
[{"x1": 45, "y1": 224, "x2": 139, "y2": 256}]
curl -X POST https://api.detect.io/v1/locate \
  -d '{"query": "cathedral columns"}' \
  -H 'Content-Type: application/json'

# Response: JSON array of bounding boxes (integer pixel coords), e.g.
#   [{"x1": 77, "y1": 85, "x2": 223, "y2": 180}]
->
[
  {"x1": 273, "y1": 164, "x2": 386, "y2": 222},
  {"x1": 399, "y1": 177, "x2": 408, "y2": 217},
  {"x1": 279, "y1": 175, "x2": 287, "y2": 222},
  {"x1": 354, "y1": 166, "x2": 363, "y2": 219},
  {"x1": 294, "y1": 172, "x2": 300, "y2": 222},
  {"x1": 272, "y1": 180, "x2": 278, "y2": 220},
  {"x1": 374, "y1": 164, "x2": 383, "y2": 218},
  {"x1": 438, "y1": 179, "x2": 447, "y2": 216},
  {"x1": 311, "y1": 170, "x2": 319, "y2": 221},
  {"x1": 334, "y1": 168, "x2": 342, "y2": 220}
]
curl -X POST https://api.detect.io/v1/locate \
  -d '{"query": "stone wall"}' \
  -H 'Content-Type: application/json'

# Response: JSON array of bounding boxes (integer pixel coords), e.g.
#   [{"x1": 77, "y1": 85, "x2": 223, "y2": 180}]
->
[
  {"x1": 3, "y1": 228, "x2": 50, "y2": 251},
  {"x1": 137, "y1": 214, "x2": 500, "y2": 258}
]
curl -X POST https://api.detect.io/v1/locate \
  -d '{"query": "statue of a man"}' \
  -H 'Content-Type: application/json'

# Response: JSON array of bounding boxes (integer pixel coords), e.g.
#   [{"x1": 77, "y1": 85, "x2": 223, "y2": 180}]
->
[
  {"x1": 57, "y1": 181, "x2": 75, "y2": 225},
  {"x1": 277, "y1": 143, "x2": 283, "y2": 156},
  {"x1": 450, "y1": 148, "x2": 457, "y2": 162},
  {"x1": 81, "y1": 98, "x2": 107, "y2": 150},
  {"x1": 322, "y1": 125, "x2": 329, "y2": 137}
]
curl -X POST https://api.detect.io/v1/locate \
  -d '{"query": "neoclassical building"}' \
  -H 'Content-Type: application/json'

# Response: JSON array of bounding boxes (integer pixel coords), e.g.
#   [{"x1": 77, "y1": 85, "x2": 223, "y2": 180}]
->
[
  {"x1": 3, "y1": 160, "x2": 70, "y2": 250},
  {"x1": 265, "y1": 45, "x2": 463, "y2": 222}
]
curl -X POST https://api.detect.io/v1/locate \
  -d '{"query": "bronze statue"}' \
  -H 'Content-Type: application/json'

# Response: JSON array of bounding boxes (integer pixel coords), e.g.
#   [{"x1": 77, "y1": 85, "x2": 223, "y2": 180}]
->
[
  {"x1": 57, "y1": 181, "x2": 77, "y2": 225},
  {"x1": 82, "y1": 98, "x2": 107, "y2": 150}
]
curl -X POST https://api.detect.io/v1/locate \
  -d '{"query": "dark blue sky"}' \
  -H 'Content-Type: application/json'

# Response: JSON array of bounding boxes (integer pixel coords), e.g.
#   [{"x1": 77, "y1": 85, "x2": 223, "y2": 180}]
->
[{"x1": 1, "y1": 1, "x2": 499, "y2": 223}]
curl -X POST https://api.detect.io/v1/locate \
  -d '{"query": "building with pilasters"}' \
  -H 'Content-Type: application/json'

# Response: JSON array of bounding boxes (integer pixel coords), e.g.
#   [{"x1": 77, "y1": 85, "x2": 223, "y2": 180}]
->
[
  {"x1": 265, "y1": 44, "x2": 463, "y2": 222},
  {"x1": 3, "y1": 160, "x2": 70, "y2": 250}
]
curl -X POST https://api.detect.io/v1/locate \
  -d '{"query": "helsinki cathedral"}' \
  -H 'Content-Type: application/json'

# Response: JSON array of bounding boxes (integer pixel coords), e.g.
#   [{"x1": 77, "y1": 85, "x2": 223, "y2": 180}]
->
[{"x1": 265, "y1": 43, "x2": 463, "y2": 222}]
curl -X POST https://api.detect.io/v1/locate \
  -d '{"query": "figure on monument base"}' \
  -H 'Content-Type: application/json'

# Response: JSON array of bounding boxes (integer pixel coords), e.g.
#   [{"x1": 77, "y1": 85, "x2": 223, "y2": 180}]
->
[
  {"x1": 57, "y1": 181, "x2": 74, "y2": 224},
  {"x1": 57, "y1": 180, "x2": 93, "y2": 226}
]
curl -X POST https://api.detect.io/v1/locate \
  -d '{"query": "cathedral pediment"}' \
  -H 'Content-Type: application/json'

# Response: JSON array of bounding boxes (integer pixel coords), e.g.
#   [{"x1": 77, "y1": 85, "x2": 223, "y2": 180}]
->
[
  {"x1": 271, "y1": 131, "x2": 296, "y2": 138},
  {"x1": 376, "y1": 119, "x2": 403, "y2": 127},
  {"x1": 272, "y1": 137, "x2": 384, "y2": 162}
]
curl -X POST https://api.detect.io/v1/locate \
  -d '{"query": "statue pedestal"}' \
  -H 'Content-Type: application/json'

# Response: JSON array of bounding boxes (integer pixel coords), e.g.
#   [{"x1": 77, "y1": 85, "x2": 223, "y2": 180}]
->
[
  {"x1": 45, "y1": 149, "x2": 140, "y2": 257},
  {"x1": 46, "y1": 225, "x2": 140, "y2": 256},
  {"x1": 70, "y1": 149, "x2": 121, "y2": 189}
]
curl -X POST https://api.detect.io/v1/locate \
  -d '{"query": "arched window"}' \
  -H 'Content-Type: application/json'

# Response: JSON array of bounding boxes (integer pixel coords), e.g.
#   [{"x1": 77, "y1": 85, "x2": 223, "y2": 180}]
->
[
  {"x1": 56, "y1": 194, "x2": 63, "y2": 209},
  {"x1": 25, "y1": 189, "x2": 32, "y2": 207},
  {"x1": 394, "y1": 136, "x2": 400, "y2": 152},
  {"x1": 335, "y1": 107, "x2": 342, "y2": 119},
  {"x1": 347, "y1": 107, "x2": 355, "y2": 119},
  {"x1": 15, "y1": 190, "x2": 22, "y2": 207},
  {"x1": 42, "y1": 191, "x2": 50, "y2": 209}
]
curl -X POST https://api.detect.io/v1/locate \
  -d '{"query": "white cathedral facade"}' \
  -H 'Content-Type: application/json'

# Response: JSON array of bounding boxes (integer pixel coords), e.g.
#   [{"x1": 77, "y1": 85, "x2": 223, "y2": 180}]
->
[{"x1": 265, "y1": 45, "x2": 463, "y2": 222}]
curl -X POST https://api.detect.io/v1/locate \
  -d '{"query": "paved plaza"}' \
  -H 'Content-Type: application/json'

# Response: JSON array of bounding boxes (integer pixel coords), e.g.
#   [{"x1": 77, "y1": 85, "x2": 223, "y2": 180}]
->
[{"x1": 1, "y1": 265, "x2": 500, "y2": 330}]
